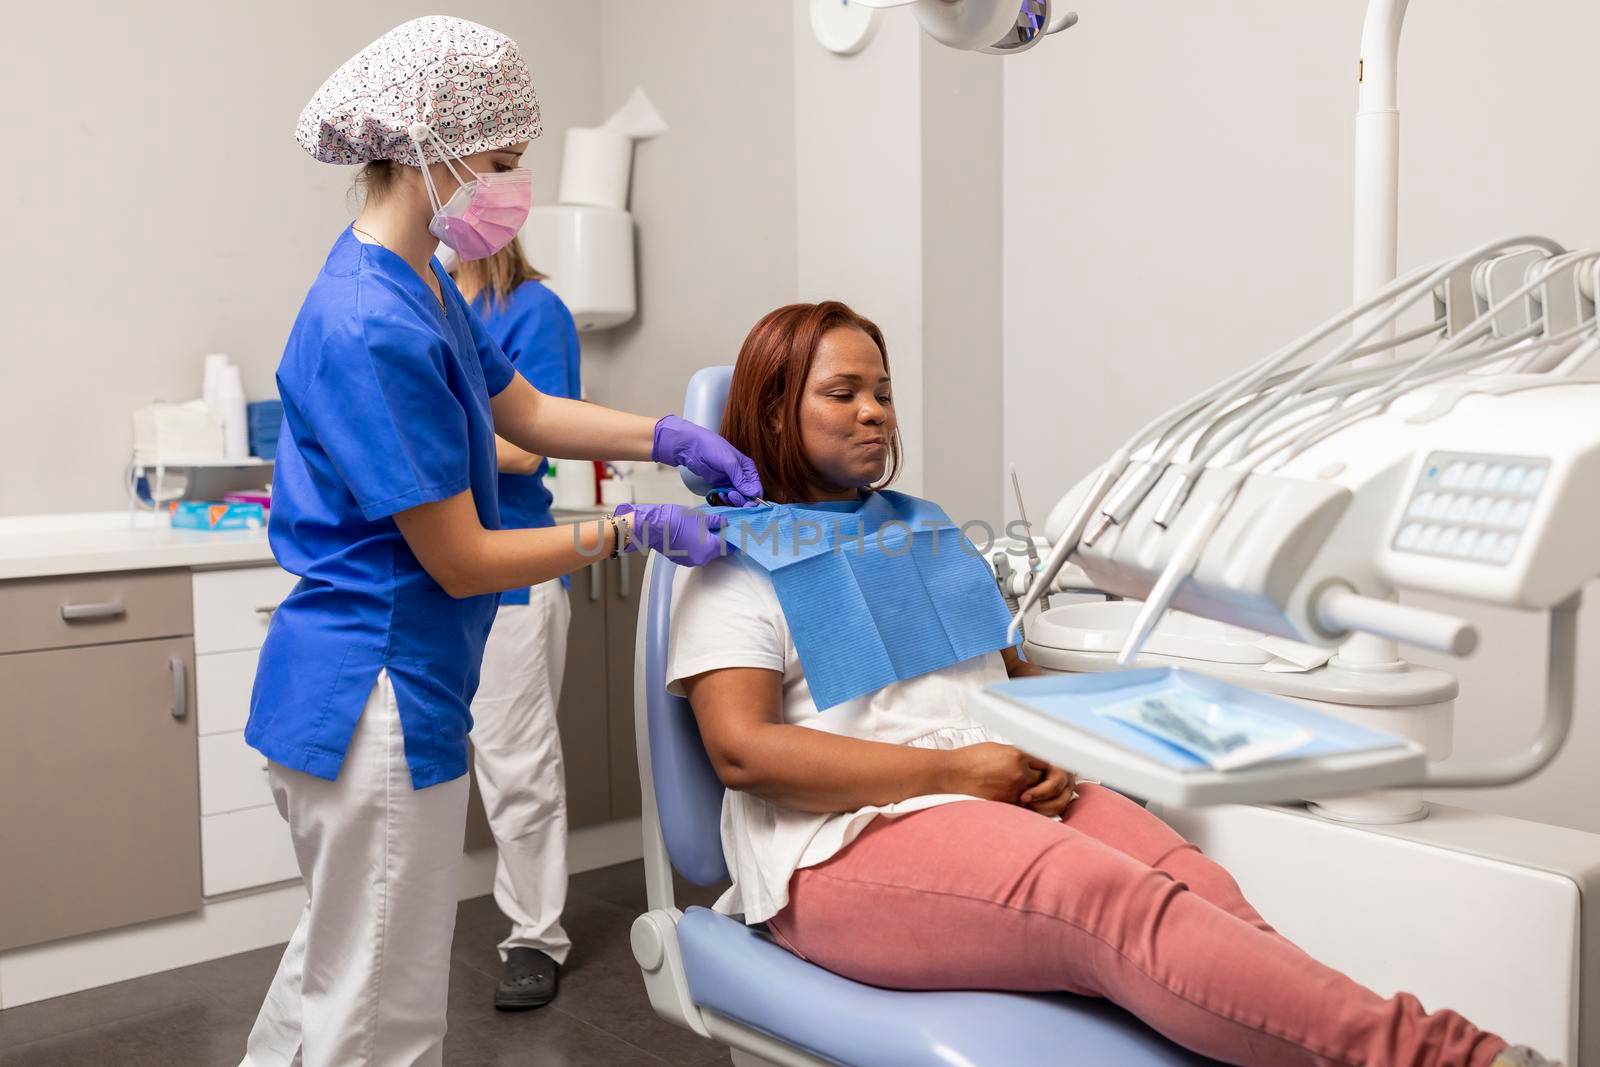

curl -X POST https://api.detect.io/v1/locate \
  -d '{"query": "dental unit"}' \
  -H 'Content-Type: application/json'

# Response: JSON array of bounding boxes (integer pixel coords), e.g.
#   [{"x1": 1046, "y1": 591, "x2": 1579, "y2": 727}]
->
[{"x1": 625, "y1": 1, "x2": 1600, "y2": 1064}]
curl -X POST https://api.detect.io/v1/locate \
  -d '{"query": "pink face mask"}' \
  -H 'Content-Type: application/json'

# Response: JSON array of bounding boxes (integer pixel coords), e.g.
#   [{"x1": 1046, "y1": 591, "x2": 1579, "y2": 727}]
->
[{"x1": 409, "y1": 124, "x2": 532, "y2": 262}]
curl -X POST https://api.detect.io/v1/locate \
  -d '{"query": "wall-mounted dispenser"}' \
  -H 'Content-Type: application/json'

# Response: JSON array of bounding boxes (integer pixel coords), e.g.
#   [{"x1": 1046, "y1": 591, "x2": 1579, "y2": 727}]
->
[{"x1": 523, "y1": 88, "x2": 667, "y2": 331}]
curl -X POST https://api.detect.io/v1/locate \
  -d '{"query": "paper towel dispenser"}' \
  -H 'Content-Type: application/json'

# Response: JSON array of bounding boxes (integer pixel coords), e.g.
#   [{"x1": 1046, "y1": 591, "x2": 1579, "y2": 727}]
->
[
  {"x1": 522, "y1": 88, "x2": 666, "y2": 333},
  {"x1": 524, "y1": 206, "x2": 635, "y2": 332}
]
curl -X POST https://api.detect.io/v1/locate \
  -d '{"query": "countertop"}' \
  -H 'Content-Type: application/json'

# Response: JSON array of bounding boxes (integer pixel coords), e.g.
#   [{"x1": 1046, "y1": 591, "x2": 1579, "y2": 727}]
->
[{"x1": 0, "y1": 507, "x2": 615, "y2": 582}]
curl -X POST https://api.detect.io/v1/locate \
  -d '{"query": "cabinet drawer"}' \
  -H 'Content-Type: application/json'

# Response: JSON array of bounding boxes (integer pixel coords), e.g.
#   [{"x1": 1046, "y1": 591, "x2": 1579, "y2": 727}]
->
[
  {"x1": 193, "y1": 566, "x2": 298, "y2": 654},
  {"x1": 0, "y1": 568, "x2": 192, "y2": 655},
  {"x1": 197, "y1": 647, "x2": 260, "y2": 735},
  {"x1": 200, "y1": 731, "x2": 274, "y2": 814},
  {"x1": 202, "y1": 805, "x2": 301, "y2": 896}
]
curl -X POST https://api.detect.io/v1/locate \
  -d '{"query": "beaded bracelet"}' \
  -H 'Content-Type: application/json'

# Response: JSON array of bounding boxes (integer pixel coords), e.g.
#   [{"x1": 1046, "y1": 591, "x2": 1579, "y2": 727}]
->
[{"x1": 605, "y1": 513, "x2": 632, "y2": 559}]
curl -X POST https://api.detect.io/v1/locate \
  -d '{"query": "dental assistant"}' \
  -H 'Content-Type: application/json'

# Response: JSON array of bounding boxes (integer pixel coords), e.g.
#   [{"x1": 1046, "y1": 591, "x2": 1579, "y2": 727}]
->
[
  {"x1": 443, "y1": 238, "x2": 583, "y2": 1010},
  {"x1": 240, "y1": 17, "x2": 756, "y2": 1067}
]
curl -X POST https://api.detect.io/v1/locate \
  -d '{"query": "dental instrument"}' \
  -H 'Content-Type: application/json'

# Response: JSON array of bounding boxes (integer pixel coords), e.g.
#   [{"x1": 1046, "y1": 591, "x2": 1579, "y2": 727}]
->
[
  {"x1": 1010, "y1": 259, "x2": 1461, "y2": 639},
  {"x1": 1110, "y1": 249, "x2": 1597, "y2": 666},
  {"x1": 1048, "y1": 242, "x2": 1596, "y2": 668},
  {"x1": 1008, "y1": 464, "x2": 1049, "y2": 612}
]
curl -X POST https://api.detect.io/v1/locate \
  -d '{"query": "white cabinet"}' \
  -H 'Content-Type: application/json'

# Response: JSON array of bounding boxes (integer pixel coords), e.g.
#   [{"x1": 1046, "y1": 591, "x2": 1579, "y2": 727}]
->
[
  {"x1": 201, "y1": 806, "x2": 301, "y2": 897},
  {"x1": 192, "y1": 565, "x2": 300, "y2": 896},
  {"x1": 198, "y1": 731, "x2": 275, "y2": 815},
  {"x1": 196, "y1": 648, "x2": 259, "y2": 735},
  {"x1": 193, "y1": 565, "x2": 297, "y2": 655}
]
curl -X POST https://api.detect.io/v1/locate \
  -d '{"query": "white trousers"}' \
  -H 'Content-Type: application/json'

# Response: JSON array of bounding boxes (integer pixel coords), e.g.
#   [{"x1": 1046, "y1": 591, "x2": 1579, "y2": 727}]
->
[
  {"x1": 241, "y1": 671, "x2": 468, "y2": 1067},
  {"x1": 469, "y1": 580, "x2": 573, "y2": 965}
]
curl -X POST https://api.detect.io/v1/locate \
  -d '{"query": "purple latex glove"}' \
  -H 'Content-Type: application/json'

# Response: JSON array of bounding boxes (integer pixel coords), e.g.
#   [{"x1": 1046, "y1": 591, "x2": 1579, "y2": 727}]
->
[
  {"x1": 652, "y1": 414, "x2": 764, "y2": 507},
  {"x1": 616, "y1": 503, "x2": 728, "y2": 567}
]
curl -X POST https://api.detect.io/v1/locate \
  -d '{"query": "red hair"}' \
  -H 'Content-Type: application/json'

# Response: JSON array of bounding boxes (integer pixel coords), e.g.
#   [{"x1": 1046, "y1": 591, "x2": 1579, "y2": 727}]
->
[{"x1": 720, "y1": 301, "x2": 901, "y2": 504}]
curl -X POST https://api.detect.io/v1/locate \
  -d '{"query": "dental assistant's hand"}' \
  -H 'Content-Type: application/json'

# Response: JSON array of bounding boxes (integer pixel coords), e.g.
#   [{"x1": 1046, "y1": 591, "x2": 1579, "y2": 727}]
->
[
  {"x1": 943, "y1": 742, "x2": 1047, "y2": 804},
  {"x1": 1020, "y1": 763, "x2": 1077, "y2": 818},
  {"x1": 616, "y1": 503, "x2": 728, "y2": 567},
  {"x1": 652, "y1": 415, "x2": 764, "y2": 507}
]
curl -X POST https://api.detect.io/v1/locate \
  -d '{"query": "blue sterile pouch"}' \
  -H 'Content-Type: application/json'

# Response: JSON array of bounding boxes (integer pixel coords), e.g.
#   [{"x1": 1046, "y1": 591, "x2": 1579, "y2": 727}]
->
[
  {"x1": 1096, "y1": 680, "x2": 1312, "y2": 771},
  {"x1": 706, "y1": 491, "x2": 1015, "y2": 711}
]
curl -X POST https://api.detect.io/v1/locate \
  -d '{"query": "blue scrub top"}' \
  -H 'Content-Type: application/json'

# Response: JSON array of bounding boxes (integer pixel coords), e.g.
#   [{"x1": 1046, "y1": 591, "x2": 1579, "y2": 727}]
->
[
  {"x1": 473, "y1": 279, "x2": 582, "y2": 605},
  {"x1": 246, "y1": 228, "x2": 517, "y2": 790}
]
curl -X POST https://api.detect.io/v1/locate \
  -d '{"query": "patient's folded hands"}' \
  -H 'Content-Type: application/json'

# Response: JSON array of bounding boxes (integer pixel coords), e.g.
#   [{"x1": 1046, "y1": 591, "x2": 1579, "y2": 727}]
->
[
  {"x1": 944, "y1": 742, "x2": 1074, "y2": 814},
  {"x1": 1020, "y1": 762, "x2": 1077, "y2": 818}
]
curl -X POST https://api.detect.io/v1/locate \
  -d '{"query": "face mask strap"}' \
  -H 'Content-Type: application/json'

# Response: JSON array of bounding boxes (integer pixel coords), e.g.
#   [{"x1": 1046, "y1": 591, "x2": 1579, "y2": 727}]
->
[{"x1": 408, "y1": 123, "x2": 480, "y2": 214}]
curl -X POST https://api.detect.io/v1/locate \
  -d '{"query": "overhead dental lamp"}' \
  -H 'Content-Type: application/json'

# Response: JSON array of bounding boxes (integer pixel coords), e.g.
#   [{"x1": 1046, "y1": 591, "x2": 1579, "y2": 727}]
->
[{"x1": 813, "y1": 0, "x2": 1077, "y2": 57}]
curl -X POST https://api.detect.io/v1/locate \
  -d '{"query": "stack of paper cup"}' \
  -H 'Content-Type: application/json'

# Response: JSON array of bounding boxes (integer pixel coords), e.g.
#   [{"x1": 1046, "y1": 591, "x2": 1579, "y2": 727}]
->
[
  {"x1": 217, "y1": 365, "x2": 249, "y2": 460},
  {"x1": 202, "y1": 353, "x2": 231, "y2": 413}
]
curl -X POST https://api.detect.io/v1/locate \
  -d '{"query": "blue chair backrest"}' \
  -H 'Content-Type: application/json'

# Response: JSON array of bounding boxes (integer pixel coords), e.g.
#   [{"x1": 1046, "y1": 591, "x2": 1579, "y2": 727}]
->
[{"x1": 645, "y1": 366, "x2": 736, "y2": 885}]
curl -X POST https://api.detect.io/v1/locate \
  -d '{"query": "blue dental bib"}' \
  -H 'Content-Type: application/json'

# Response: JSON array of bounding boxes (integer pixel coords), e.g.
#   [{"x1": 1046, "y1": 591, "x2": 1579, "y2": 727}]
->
[{"x1": 707, "y1": 491, "x2": 1016, "y2": 710}]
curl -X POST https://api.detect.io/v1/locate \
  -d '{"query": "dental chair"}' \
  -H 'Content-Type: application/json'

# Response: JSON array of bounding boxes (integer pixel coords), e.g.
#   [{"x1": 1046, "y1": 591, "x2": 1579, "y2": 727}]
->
[{"x1": 629, "y1": 366, "x2": 1218, "y2": 1066}]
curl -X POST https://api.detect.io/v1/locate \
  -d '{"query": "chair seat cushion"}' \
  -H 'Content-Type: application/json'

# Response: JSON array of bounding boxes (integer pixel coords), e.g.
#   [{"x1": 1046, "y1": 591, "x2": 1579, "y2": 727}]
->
[{"x1": 677, "y1": 906, "x2": 1220, "y2": 1066}]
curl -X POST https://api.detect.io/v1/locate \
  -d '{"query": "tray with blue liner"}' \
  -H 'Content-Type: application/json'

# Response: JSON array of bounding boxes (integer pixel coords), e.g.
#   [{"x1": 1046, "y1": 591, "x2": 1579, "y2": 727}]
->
[{"x1": 966, "y1": 667, "x2": 1427, "y2": 808}]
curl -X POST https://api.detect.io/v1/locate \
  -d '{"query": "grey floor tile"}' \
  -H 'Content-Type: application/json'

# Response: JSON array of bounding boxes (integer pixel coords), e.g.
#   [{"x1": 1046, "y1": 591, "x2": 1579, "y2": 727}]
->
[
  {"x1": 571, "y1": 861, "x2": 729, "y2": 915},
  {"x1": 0, "y1": 1025, "x2": 149, "y2": 1067},
  {"x1": 446, "y1": 959, "x2": 513, "y2": 1027},
  {"x1": 101, "y1": 999, "x2": 256, "y2": 1065},
  {"x1": 456, "y1": 892, "x2": 507, "y2": 931},
  {"x1": 570, "y1": 860, "x2": 651, "y2": 912},
  {"x1": 169, "y1": 941, "x2": 287, "y2": 999},
  {"x1": 0, "y1": 998, "x2": 248, "y2": 1067},
  {"x1": 556, "y1": 963, "x2": 723, "y2": 1066},
  {"x1": 0, "y1": 966, "x2": 199, "y2": 1049},
  {"x1": 0, "y1": 863, "x2": 729, "y2": 1066},
  {"x1": 448, "y1": 1007, "x2": 669, "y2": 1066},
  {"x1": 551, "y1": 897, "x2": 722, "y2": 1066},
  {"x1": 452, "y1": 897, "x2": 513, "y2": 980}
]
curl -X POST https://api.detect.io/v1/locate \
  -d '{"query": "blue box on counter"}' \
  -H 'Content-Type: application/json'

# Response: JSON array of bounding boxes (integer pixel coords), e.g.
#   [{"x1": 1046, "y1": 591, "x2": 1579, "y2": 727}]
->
[
  {"x1": 248, "y1": 399, "x2": 284, "y2": 430},
  {"x1": 248, "y1": 399, "x2": 284, "y2": 461},
  {"x1": 170, "y1": 501, "x2": 267, "y2": 531}
]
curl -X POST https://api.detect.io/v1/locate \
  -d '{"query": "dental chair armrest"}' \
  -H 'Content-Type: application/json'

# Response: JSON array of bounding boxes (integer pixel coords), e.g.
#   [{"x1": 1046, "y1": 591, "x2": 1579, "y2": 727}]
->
[{"x1": 633, "y1": 909, "x2": 712, "y2": 1039}]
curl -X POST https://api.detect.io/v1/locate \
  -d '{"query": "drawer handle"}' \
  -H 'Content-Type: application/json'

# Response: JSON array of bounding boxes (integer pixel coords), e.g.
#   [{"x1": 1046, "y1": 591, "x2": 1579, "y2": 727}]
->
[
  {"x1": 254, "y1": 603, "x2": 279, "y2": 616},
  {"x1": 617, "y1": 552, "x2": 630, "y2": 599},
  {"x1": 60, "y1": 600, "x2": 126, "y2": 622},
  {"x1": 589, "y1": 562, "x2": 603, "y2": 602},
  {"x1": 169, "y1": 657, "x2": 189, "y2": 720}
]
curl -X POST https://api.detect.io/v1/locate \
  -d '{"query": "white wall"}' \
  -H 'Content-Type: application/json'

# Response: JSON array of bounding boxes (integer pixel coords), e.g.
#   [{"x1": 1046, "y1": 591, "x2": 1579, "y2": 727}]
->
[
  {"x1": 792, "y1": 7, "x2": 926, "y2": 495},
  {"x1": 0, "y1": 1, "x2": 604, "y2": 517},
  {"x1": 584, "y1": 1, "x2": 799, "y2": 420},
  {"x1": 921, "y1": 41, "x2": 1004, "y2": 527},
  {"x1": 1002, "y1": 0, "x2": 1600, "y2": 832}
]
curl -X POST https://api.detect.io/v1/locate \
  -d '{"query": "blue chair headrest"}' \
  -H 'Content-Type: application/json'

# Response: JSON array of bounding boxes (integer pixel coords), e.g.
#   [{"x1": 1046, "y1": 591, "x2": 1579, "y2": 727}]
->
[
  {"x1": 678, "y1": 365, "x2": 735, "y2": 497},
  {"x1": 644, "y1": 365, "x2": 738, "y2": 886}
]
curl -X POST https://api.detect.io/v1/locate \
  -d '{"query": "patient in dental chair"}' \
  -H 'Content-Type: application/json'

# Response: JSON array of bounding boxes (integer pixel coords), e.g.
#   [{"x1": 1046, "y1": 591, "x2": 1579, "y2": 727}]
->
[{"x1": 667, "y1": 301, "x2": 1553, "y2": 1067}]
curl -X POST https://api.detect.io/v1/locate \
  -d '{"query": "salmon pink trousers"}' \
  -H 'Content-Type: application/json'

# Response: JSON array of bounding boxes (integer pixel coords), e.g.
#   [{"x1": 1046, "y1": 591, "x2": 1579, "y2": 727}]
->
[{"x1": 768, "y1": 786, "x2": 1506, "y2": 1067}]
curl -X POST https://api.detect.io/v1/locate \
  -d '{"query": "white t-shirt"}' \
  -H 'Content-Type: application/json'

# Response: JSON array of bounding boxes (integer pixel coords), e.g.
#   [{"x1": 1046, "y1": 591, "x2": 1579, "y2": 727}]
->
[{"x1": 666, "y1": 553, "x2": 1010, "y2": 925}]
